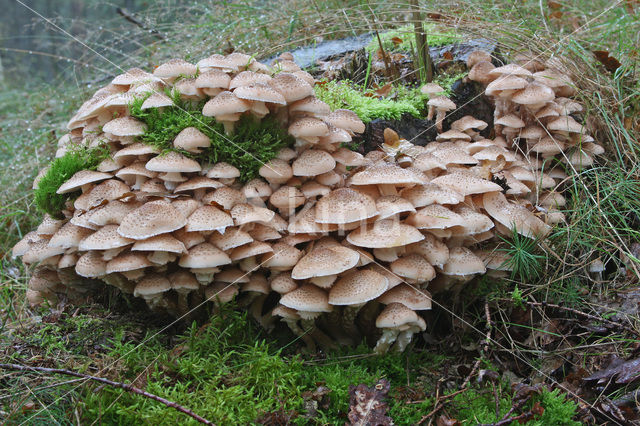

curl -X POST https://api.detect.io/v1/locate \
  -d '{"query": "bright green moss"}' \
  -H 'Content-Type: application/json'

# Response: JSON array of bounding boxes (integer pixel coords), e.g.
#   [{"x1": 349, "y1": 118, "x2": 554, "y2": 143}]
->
[
  {"x1": 366, "y1": 24, "x2": 461, "y2": 55},
  {"x1": 314, "y1": 80, "x2": 429, "y2": 123},
  {"x1": 33, "y1": 144, "x2": 110, "y2": 218},
  {"x1": 129, "y1": 91, "x2": 294, "y2": 181}
]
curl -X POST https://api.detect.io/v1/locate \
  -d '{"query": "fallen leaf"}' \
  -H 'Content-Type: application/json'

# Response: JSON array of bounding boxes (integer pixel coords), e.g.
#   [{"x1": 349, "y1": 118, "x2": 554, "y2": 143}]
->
[
  {"x1": 548, "y1": 1, "x2": 563, "y2": 9},
  {"x1": 584, "y1": 356, "x2": 640, "y2": 385},
  {"x1": 593, "y1": 50, "x2": 622, "y2": 72},
  {"x1": 549, "y1": 10, "x2": 563, "y2": 19},
  {"x1": 374, "y1": 83, "x2": 393, "y2": 97},
  {"x1": 390, "y1": 37, "x2": 403, "y2": 46},
  {"x1": 348, "y1": 379, "x2": 393, "y2": 426},
  {"x1": 442, "y1": 51, "x2": 454, "y2": 60},
  {"x1": 436, "y1": 415, "x2": 460, "y2": 426}
]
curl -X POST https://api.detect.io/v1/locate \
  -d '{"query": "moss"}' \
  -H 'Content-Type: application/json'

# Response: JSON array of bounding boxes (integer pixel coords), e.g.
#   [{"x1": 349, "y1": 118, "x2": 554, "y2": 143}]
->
[
  {"x1": 129, "y1": 91, "x2": 294, "y2": 181},
  {"x1": 33, "y1": 144, "x2": 110, "y2": 218},
  {"x1": 366, "y1": 24, "x2": 461, "y2": 55},
  {"x1": 314, "y1": 80, "x2": 429, "y2": 123}
]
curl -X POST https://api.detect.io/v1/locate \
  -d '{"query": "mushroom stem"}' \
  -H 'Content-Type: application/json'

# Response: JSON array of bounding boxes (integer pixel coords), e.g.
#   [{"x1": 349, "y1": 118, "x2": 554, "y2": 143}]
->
[
  {"x1": 176, "y1": 291, "x2": 191, "y2": 317},
  {"x1": 435, "y1": 110, "x2": 446, "y2": 133},
  {"x1": 427, "y1": 105, "x2": 436, "y2": 121},
  {"x1": 222, "y1": 121, "x2": 235, "y2": 135},
  {"x1": 300, "y1": 318, "x2": 337, "y2": 351},
  {"x1": 374, "y1": 328, "x2": 401, "y2": 354},
  {"x1": 377, "y1": 184, "x2": 398, "y2": 196},
  {"x1": 283, "y1": 317, "x2": 315, "y2": 352},
  {"x1": 392, "y1": 326, "x2": 419, "y2": 352},
  {"x1": 248, "y1": 294, "x2": 268, "y2": 327},
  {"x1": 341, "y1": 305, "x2": 363, "y2": 342},
  {"x1": 324, "y1": 307, "x2": 355, "y2": 346}
]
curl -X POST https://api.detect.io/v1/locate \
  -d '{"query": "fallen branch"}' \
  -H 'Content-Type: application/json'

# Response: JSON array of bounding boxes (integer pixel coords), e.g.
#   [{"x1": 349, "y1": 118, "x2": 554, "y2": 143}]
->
[
  {"x1": 0, "y1": 363, "x2": 213, "y2": 425},
  {"x1": 116, "y1": 7, "x2": 166, "y2": 41}
]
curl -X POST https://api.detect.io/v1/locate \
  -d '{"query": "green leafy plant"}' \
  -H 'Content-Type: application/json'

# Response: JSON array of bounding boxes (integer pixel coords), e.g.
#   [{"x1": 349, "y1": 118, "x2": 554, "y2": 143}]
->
[
  {"x1": 33, "y1": 144, "x2": 110, "y2": 218},
  {"x1": 498, "y1": 228, "x2": 546, "y2": 281},
  {"x1": 129, "y1": 91, "x2": 294, "y2": 181}
]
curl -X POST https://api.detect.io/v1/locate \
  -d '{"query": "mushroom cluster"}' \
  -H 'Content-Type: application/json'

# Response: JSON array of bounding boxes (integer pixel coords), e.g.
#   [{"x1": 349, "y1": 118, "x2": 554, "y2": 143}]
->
[{"x1": 13, "y1": 50, "x2": 600, "y2": 353}]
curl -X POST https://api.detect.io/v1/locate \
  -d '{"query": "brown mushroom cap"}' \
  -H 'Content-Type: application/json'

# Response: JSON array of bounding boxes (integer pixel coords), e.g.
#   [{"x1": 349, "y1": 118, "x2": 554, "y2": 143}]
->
[
  {"x1": 75, "y1": 251, "x2": 107, "y2": 278},
  {"x1": 315, "y1": 188, "x2": 377, "y2": 224},
  {"x1": 57, "y1": 170, "x2": 112, "y2": 194},
  {"x1": 378, "y1": 283, "x2": 432, "y2": 310},
  {"x1": 268, "y1": 73, "x2": 314, "y2": 103},
  {"x1": 347, "y1": 219, "x2": 424, "y2": 248},
  {"x1": 442, "y1": 247, "x2": 486, "y2": 276},
  {"x1": 407, "y1": 204, "x2": 464, "y2": 230},
  {"x1": 376, "y1": 302, "x2": 419, "y2": 328},
  {"x1": 106, "y1": 251, "x2": 153, "y2": 274},
  {"x1": 390, "y1": 254, "x2": 436, "y2": 282},
  {"x1": 328, "y1": 269, "x2": 388, "y2": 306},
  {"x1": 431, "y1": 172, "x2": 502, "y2": 196},
  {"x1": 482, "y1": 191, "x2": 551, "y2": 238},
  {"x1": 186, "y1": 205, "x2": 234, "y2": 232},
  {"x1": 292, "y1": 246, "x2": 360, "y2": 279},
  {"x1": 134, "y1": 274, "x2": 171, "y2": 297},
  {"x1": 324, "y1": 109, "x2": 365, "y2": 134},
  {"x1": 132, "y1": 233, "x2": 186, "y2": 253},
  {"x1": 280, "y1": 284, "x2": 332, "y2": 313},
  {"x1": 292, "y1": 149, "x2": 335, "y2": 176},
  {"x1": 118, "y1": 200, "x2": 187, "y2": 240},
  {"x1": 179, "y1": 242, "x2": 231, "y2": 268}
]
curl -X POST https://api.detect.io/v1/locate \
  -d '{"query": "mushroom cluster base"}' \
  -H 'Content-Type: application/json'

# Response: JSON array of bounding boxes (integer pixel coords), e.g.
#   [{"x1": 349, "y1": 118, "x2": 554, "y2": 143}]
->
[{"x1": 13, "y1": 50, "x2": 600, "y2": 354}]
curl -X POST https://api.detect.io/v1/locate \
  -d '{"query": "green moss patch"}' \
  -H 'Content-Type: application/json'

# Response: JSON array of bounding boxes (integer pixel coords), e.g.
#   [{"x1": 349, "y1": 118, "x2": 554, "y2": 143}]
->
[
  {"x1": 34, "y1": 144, "x2": 110, "y2": 218},
  {"x1": 366, "y1": 24, "x2": 461, "y2": 55},
  {"x1": 315, "y1": 80, "x2": 429, "y2": 123},
  {"x1": 129, "y1": 91, "x2": 294, "y2": 181}
]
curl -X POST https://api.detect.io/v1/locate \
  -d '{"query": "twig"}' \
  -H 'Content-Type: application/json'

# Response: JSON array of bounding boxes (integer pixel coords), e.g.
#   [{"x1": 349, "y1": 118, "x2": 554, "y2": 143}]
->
[
  {"x1": 417, "y1": 388, "x2": 468, "y2": 424},
  {"x1": 526, "y1": 301, "x2": 639, "y2": 336},
  {"x1": 0, "y1": 363, "x2": 214, "y2": 425},
  {"x1": 409, "y1": 0, "x2": 434, "y2": 82},
  {"x1": 116, "y1": 7, "x2": 166, "y2": 41}
]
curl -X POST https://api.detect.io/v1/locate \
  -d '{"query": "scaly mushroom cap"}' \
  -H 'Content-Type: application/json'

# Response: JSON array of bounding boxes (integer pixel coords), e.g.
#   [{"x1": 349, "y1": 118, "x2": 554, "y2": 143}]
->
[
  {"x1": 234, "y1": 83, "x2": 286, "y2": 104},
  {"x1": 328, "y1": 269, "x2": 388, "y2": 306},
  {"x1": 179, "y1": 242, "x2": 231, "y2": 268},
  {"x1": 48, "y1": 222, "x2": 93, "y2": 249},
  {"x1": 262, "y1": 242, "x2": 302, "y2": 270},
  {"x1": 441, "y1": 247, "x2": 486, "y2": 276},
  {"x1": 145, "y1": 152, "x2": 201, "y2": 174},
  {"x1": 292, "y1": 246, "x2": 360, "y2": 279},
  {"x1": 431, "y1": 172, "x2": 502, "y2": 196},
  {"x1": 186, "y1": 205, "x2": 233, "y2": 232},
  {"x1": 324, "y1": 109, "x2": 365, "y2": 134},
  {"x1": 57, "y1": 170, "x2": 112, "y2": 194},
  {"x1": 350, "y1": 163, "x2": 424, "y2": 186},
  {"x1": 406, "y1": 233, "x2": 449, "y2": 267},
  {"x1": 75, "y1": 251, "x2": 107, "y2": 278},
  {"x1": 103, "y1": 116, "x2": 147, "y2": 137},
  {"x1": 79, "y1": 224, "x2": 134, "y2": 250},
  {"x1": 134, "y1": 274, "x2": 171, "y2": 297},
  {"x1": 280, "y1": 284, "x2": 332, "y2": 313},
  {"x1": 347, "y1": 219, "x2": 424, "y2": 248},
  {"x1": 268, "y1": 73, "x2": 314, "y2": 103},
  {"x1": 173, "y1": 127, "x2": 211, "y2": 153},
  {"x1": 407, "y1": 204, "x2": 464, "y2": 230},
  {"x1": 210, "y1": 228, "x2": 254, "y2": 251},
  {"x1": 378, "y1": 284, "x2": 432, "y2": 310},
  {"x1": 292, "y1": 149, "x2": 335, "y2": 176},
  {"x1": 482, "y1": 191, "x2": 551, "y2": 238},
  {"x1": 106, "y1": 252, "x2": 153, "y2": 274},
  {"x1": 315, "y1": 188, "x2": 377, "y2": 224},
  {"x1": 118, "y1": 200, "x2": 187, "y2": 239},
  {"x1": 376, "y1": 302, "x2": 419, "y2": 328},
  {"x1": 154, "y1": 59, "x2": 198, "y2": 79},
  {"x1": 400, "y1": 183, "x2": 464, "y2": 207},
  {"x1": 390, "y1": 254, "x2": 436, "y2": 282},
  {"x1": 202, "y1": 91, "x2": 251, "y2": 117},
  {"x1": 132, "y1": 233, "x2": 186, "y2": 254}
]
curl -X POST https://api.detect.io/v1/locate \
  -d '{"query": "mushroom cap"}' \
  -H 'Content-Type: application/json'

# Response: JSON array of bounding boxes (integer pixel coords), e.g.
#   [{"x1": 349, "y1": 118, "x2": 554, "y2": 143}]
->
[
  {"x1": 350, "y1": 163, "x2": 424, "y2": 186},
  {"x1": 186, "y1": 205, "x2": 234, "y2": 232},
  {"x1": 378, "y1": 284, "x2": 432, "y2": 310},
  {"x1": 271, "y1": 304, "x2": 300, "y2": 320},
  {"x1": 407, "y1": 204, "x2": 464, "y2": 230},
  {"x1": 113, "y1": 142, "x2": 160, "y2": 159},
  {"x1": 390, "y1": 254, "x2": 436, "y2": 282},
  {"x1": 76, "y1": 179, "x2": 132, "y2": 211},
  {"x1": 216, "y1": 267, "x2": 250, "y2": 283},
  {"x1": 231, "y1": 203, "x2": 275, "y2": 226},
  {"x1": 442, "y1": 247, "x2": 486, "y2": 276},
  {"x1": 270, "y1": 272, "x2": 298, "y2": 294},
  {"x1": 427, "y1": 95, "x2": 455, "y2": 110},
  {"x1": 288, "y1": 117, "x2": 330, "y2": 139},
  {"x1": 347, "y1": 219, "x2": 424, "y2": 248},
  {"x1": 173, "y1": 127, "x2": 211, "y2": 153},
  {"x1": 179, "y1": 242, "x2": 232, "y2": 268},
  {"x1": 86, "y1": 200, "x2": 141, "y2": 226},
  {"x1": 112, "y1": 67, "x2": 163, "y2": 86},
  {"x1": 488, "y1": 63, "x2": 533, "y2": 77},
  {"x1": 206, "y1": 162, "x2": 241, "y2": 179},
  {"x1": 106, "y1": 251, "x2": 153, "y2": 273},
  {"x1": 451, "y1": 115, "x2": 488, "y2": 132},
  {"x1": 169, "y1": 270, "x2": 200, "y2": 291},
  {"x1": 229, "y1": 71, "x2": 272, "y2": 89},
  {"x1": 48, "y1": 222, "x2": 93, "y2": 249},
  {"x1": 324, "y1": 109, "x2": 365, "y2": 134},
  {"x1": 495, "y1": 114, "x2": 525, "y2": 128},
  {"x1": 328, "y1": 269, "x2": 388, "y2": 306},
  {"x1": 195, "y1": 69, "x2": 231, "y2": 90},
  {"x1": 547, "y1": 116, "x2": 585, "y2": 133},
  {"x1": 315, "y1": 188, "x2": 377, "y2": 224},
  {"x1": 230, "y1": 241, "x2": 273, "y2": 261},
  {"x1": 202, "y1": 91, "x2": 251, "y2": 117},
  {"x1": 485, "y1": 75, "x2": 528, "y2": 95},
  {"x1": 21, "y1": 240, "x2": 65, "y2": 264},
  {"x1": 234, "y1": 83, "x2": 286, "y2": 104},
  {"x1": 452, "y1": 206, "x2": 494, "y2": 235},
  {"x1": 74, "y1": 251, "x2": 107, "y2": 278},
  {"x1": 262, "y1": 242, "x2": 302, "y2": 270},
  {"x1": 280, "y1": 283, "x2": 332, "y2": 313},
  {"x1": 400, "y1": 183, "x2": 464, "y2": 208},
  {"x1": 118, "y1": 200, "x2": 187, "y2": 239},
  {"x1": 141, "y1": 92, "x2": 174, "y2": 110},
  {"x1": 146, "y1": 152, "x2": 201, "y2": 173},
  {"x1": 375, "y1": 195, "x2": 416, "y2": 219},
  {"x1": 269, "y1": 186, "x2": 305, "y2": 210},
  {"x1": 175, "y1": 176, "x2": 223, "y2": 194},
  {"x1": 132, "y1": 233, "x2": 186, "y2": 253},
  {"x1": 292, "y1": 149, "x2": 336, "y2": 176},
  {"x1": 103, "y1": 116, "x2": 147, "y2": 137},
  {"x1": 240, "y1": 273, "x2": 270, "y2": 294},
  {"x1": 431, "y1": 172, "x2": 502, "y2": 196},
  {"x1": 268, "y1": 73, "x2": 314, "y2": 103},
  {"x1": 482, "y1": 191, "x2": 551, "y2": 238},
  {"x1": 289, "y1": 96, "x2": 331, "y2": 116},
  {"x1": 376, "y1": 302, "x2": 419, "y2": 329},
  {"x1": 288, "y1": 206, "x2": 338, "y2": 234},
  {"x1": 153, "y1": 59, "x2": 197, "y2": 78},
  {"x1": 79, "y1": 224, "x2": 134, "y2": 250},
  {"x1": 420, "y1": 82, "x2": 445, "y2": 96},
  {"x1": 259, "y1": 159, "x2": 294, "y2": 184},
  {"x1": 406, "y1": 233, "x2": 449, "y2": 267},
  {"x1": 205, "y1": 282, "x2": 239, "y2": 304},
  {"x1": 57, "y1": 170, "x2": 112, "y2": 194},
  {"x1": 292, "y1": 246, "x2": 360, "y2": 279},
  {"x1": 134, "y1": 274, "x2": 171, "y2": 297},
  {"x1": 210, "y1": 227, "x2": 254, "y2": 251},
  {"x1": 511, "y1": 82, "x2": 555, "y2": 105}
]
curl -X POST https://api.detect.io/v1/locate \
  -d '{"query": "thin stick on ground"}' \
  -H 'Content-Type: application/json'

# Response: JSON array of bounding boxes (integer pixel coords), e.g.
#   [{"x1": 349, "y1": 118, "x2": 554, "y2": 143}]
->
[{"x1": 0, "y1": 363, "x2": 214, "y2": 425}]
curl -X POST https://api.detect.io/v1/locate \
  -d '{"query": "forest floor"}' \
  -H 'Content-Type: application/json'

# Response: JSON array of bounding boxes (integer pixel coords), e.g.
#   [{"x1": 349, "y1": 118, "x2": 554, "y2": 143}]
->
[{"x1": 1, "y1": 1, "x2": 640, "y2": 424}]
